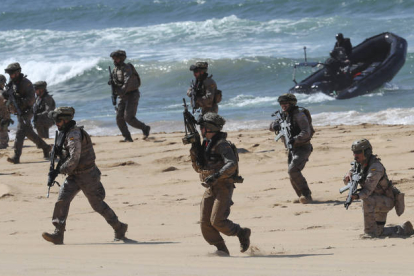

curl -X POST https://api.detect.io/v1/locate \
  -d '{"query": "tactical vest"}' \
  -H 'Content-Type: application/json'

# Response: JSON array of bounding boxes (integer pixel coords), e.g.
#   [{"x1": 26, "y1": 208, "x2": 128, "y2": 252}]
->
[
  {"x1": 359, "y1": 155, "x2": 393, "y2": 198},
  {"x1": 287, "y1": 106, "x2": 315, "y2": 140},
  {"x1": 113, "y1": 63, "x2": 140, "y2": 94}
]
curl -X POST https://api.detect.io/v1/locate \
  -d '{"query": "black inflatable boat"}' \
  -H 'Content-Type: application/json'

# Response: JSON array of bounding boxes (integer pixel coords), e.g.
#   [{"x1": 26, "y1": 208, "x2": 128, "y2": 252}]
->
[{"x1": 289, "y1": 32, "x2": 407, "y2": 99}]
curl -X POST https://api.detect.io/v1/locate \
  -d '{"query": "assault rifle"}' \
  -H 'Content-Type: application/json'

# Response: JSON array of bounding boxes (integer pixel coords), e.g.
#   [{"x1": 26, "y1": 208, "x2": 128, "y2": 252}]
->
[
  {"x1": 339, "y1": 162, "x2": 362, "y2": 209},
  {"x1": 182, "y1": 98, "x2": 204, "y2": 167},
  {"x1": 3, "y1": 82, "x2": 29, "y2": 125},
  {"x1": 271, "y1": 110, "x2": 293, "y2": 150},
  {"x1": 108, "y1": 66, "x2": 118, "y2": 112},
  {"x1": 47, "y1": 131, "x2": 63, "y2": 198},
  {"x1": 189, "y1": 80, "x2": 202, "y2": 114}
]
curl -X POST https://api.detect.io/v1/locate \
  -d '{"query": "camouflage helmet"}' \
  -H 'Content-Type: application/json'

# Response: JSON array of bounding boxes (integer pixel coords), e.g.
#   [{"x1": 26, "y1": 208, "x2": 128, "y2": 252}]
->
[
  {"x1": 189, "y1": 61, "x2": 208, "y2": 72},
  {"x1": 351, "y1": 138, "x2": 372, "y2": 157},
  {"x1": 0, "y1": 74, "x2": 6, "y2": 85},
  {"x1": 48, "y1": 106, "x2": 75, "y2": 121},
  {"x1": 277, "y1": 93, "x2": 297, "y2": 105},
  {"x1": 5, "y1": 62, "x2": 21, "y2": 74},
  {"x1": 33, "y1": 81, "x2": 47, "y2": 90},
  {"x1": 110, "y1": 50, "x2": 127, "y2": 59},
  {"x1": 200, "y1": 112, "x2": 225, "y2": 132}
]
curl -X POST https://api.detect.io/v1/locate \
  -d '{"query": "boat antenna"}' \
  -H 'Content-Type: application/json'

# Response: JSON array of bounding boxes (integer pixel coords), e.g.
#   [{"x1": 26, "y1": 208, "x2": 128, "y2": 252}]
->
[{"x1": 303, "y1": 46, "x2": 307, "y2": 63}]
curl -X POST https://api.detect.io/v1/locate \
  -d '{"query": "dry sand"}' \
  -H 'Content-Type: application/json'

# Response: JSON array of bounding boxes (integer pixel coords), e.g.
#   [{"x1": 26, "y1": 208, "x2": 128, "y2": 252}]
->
[{"x1": 0, "y1": 124, "x2": 414, "y2": 275}]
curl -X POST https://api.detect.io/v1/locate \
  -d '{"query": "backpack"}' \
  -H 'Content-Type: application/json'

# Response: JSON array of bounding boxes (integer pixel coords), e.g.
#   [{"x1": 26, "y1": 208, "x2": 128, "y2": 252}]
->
[{"x1": 298, "y1": 107, "x2": 315, "y2": 138}]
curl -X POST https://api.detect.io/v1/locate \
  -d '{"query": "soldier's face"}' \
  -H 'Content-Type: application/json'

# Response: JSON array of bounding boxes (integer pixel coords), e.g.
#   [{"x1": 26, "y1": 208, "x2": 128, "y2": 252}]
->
[
  {"x1": 280, "y1": 102, "x2": 290, "y2": 112},
  {"x1": 8, "y1": 71, "x2": 19, "y2": 81},
  {"x1": 55, "y1": 119, "x2": 66, "y2": 131},
  {"x1": 112, "y1": 57, "x2": 121, "y2": 66},
  {"x1": 353, "y1": 151, "x2": 366, "y2": 164},
  {"x1": 35, "y1": 88, "x2": 44, "y2": 97},
  {"x1": 193, "y1": 70, "x2": 202, "y2": 79},
  {"x1": 201, "y1": 126, "x2": 214, "y2": 139}
]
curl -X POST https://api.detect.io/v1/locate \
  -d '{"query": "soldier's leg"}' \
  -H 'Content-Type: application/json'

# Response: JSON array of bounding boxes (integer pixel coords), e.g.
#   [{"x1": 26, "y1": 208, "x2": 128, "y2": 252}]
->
[
  {"x1": 79, "y1": 168, "x2": 120, "y2": 227},
  {"x1": 0, "y1": 127, "x2": 9, "y2": 149},
  {"x1": 362, "y1": 195, "x2": 393, "y2": 236},
  {"x1": 10, "y1": 118, "x2": 27, "y2": 161},
  {"x1": 24, "y1": 121, "x2": 49, "y2": 150},
  {"x1": 116, "y1": 96, "x2": 131, "y2": 139},
  {"x1": 51, "y1": 176, "x2": 81, "y2": 231},
  {"x1": 124, "y1": 91, "x2": 147, "y2": 131},
  {"x1": 370, "y1": 195, "x2": 396, "y2": 236},
  {"x1": 200, "y1": 187, "x2": 224, "y2": 245},
  {"x1": 288, "y1": 145, "x2": 312, "y2": 198},
  {"x1": 210, "y1": 183, "x2": 241, "y2": 236}
]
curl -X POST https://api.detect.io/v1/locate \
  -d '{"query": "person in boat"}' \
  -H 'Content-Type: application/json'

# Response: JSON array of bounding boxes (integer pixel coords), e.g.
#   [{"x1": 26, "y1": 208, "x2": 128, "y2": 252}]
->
[{"x1": 333, "y1": 33, "x2": 352, "y2": 60}]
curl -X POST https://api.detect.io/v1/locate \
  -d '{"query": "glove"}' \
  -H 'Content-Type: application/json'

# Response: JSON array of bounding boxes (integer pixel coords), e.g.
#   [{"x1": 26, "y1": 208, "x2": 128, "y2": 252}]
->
[
  {"x1": 204, "y1": 172, "x2": 220, "y2": 185},
  {"x1": 48, "y1": 169, "x2": 59, "y2": 185}
]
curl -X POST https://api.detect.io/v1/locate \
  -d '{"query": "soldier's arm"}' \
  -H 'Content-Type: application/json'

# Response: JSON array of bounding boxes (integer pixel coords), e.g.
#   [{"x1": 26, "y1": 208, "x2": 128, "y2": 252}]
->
[
  {"x1": 196, "y1": 79, "x2": 217, "y2": 107},
  {"x1": 39, "y1": 96, "x2": 56, "y2": 118},
  {"x1": 118, "y1": 65, "x2": 134, "y2": 96},
  {"x1": 19, "y1": 81, "x2": 36, "y2": 110},
  {"x1": 357, "y1": 163, "x2": 384, "y2": 199},
  {"x1": 215, "y1": 142, "x2": 237, "y2": 180},
  {"x1": 292, "y1": 111, "x2": 311, "y2": 144},
  {"x1": 59, "y1": 129, "x2": 82, "y2": 175}
]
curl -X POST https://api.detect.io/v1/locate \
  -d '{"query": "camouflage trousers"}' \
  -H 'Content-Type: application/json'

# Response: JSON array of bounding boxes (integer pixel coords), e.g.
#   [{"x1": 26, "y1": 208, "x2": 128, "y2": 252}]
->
[
  {"x1": 0, "y1": 125, "x2": 9, "y2": 149},
  {"x1": 200, "y1": 181, "x2": 241, "y2": 245},
  {"x1": 288, "y1": 144, "x2": 313, "y2": 197},
  {"x1": 362, "y1": 194, "x2": 394, "y2": 236},
  {"x1": 14, "y1": 112, "x2": 49, "y2": 158},
  {"x1": 51, "y1": 166, "x2": 120, "y2": 231},
  {"x1": 116, "y1": 90, "x2": 147, "y2": 138}
]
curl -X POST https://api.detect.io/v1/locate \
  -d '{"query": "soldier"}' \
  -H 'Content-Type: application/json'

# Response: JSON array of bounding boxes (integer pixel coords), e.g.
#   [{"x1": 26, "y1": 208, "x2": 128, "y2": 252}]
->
[
  {"x1": 0, "y1": 74, "x2": 12, "y2": 149},
  {"x1": 187, "y1": 62, "x2": 221, "y2": 115},
  {"x1": 333, "y1": 33, "x2": 353, "y2": 59},
  {"x1": 42, "y1": 107, "x2": 128, "y2": 244},
  {"x1": 189, "y1": 112, "x2": 250, "y2": 256},
  {"x1": 2, "y1": 63, "x2": 51, "y2": 164},
  {"x1": 108, "y1": 50, "x2": 150, "y2": 142},
  {"x1": 344, "y1": 139, "x2": 413, "y2": 238},
  {"x1": 269, "y1": 93, "x2": 314, "y2": 204},
  {"x1": 33, "y1": 81, "x2": 56, "y2": 138}
]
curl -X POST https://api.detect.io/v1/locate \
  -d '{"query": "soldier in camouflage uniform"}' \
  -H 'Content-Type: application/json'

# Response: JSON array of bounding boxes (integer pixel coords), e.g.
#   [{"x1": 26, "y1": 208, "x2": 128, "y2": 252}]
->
[
  {"x1": 344, "y1": 139, "x2": 413, "y2": 238},
  {"x1": 33, "y1": 81, "x2": 56, "y2": 138},
  {"x1": 108, "y1": 50, "x2": 150, "y2": 142},
  {"x1": 0, "y1": 74, "x2": 12, "y2": 149},
  {"x1": 190, "y1": 112, "x2": 250, "y2": 255},
  {"x1": 269, "y1": 93, "x2": 313, "y2": 204},
  {"x1": 187, "y1": 62, "x2": 220, "y2": 114},
  {"x1": 42, "y1": 107, "x2": 128, "y2": 244},
  {"x1": 2, "y1": 63, "x2": 51, "y2": 164}
]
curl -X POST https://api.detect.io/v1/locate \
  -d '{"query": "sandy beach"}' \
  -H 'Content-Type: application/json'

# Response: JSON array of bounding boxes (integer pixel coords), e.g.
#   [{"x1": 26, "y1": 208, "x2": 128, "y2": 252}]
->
[{"x1": 0, "y1": 124, "x2": 413, "y2": 275}]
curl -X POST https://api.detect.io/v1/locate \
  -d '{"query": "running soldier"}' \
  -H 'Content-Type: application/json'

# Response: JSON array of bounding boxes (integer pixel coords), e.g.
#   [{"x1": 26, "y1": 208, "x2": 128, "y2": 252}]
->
[
  {"x1": 42, "y1": 107, "x2": 128, "y2": 244},
  {"x1": 0, "y1": 74, "x2": 12, "y2": 149},
  {"x1": 108, "y1": 50, "x2": 150, "y2": 142},
  {"x1": 33, "y1": 81, "x2": 56, "y2": 138}
]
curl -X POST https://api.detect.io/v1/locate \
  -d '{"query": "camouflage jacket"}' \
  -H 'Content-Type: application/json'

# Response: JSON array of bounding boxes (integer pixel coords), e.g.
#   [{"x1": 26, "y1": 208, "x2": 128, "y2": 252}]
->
[
  {"x1": 59, "y1": 123, "x2": 96, "y2": 175},
  {"x1": 0, "y1": 92, "x2": 10, "y2": 121},
  {"x1": 33, "y1": 92, "x2": 56, "y2": 124},
  {"x1": 112, "y1": 62, "x2": 141, "y2": 97},
  {"x1": 6, "y1": 74, "x2": 35, "y2": 113},
  {"x1": 350, "y1": 155, "x2": 394, "y2": 200},
  {"x1": 187, "y1": 74, "x2": 218, "y2": 114},
  {"x1": 190, "y1": 132, "x2": 238, "y2": 184}
]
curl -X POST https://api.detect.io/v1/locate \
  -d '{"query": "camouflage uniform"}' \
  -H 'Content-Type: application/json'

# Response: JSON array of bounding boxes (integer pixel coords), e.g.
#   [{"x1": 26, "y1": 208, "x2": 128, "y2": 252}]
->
[
  {"x1": 0, "y1": 74, "x2": 11, "y2": 148},
  {"x1": 187, "y1": 62, "x2": 219, "y2": 114},
  {"x1": 346, "y1": 139, "x2": 413, "y2": 237},
  {"x1": 189, "y1": 113, "x2": 250, "y2": 255},
  {"x1": 43, "y1": 107, "x2": 127, "y2": 244},
  {"x1": 3, "y1": 67, "x2": 50, "y2": 163},
  {"x1": 110, "y1": 50, "x2": 150, "y2": 141},
  {"x1": 270, "y1": 106, "x2": 313, "y2": 201},
  {"x1": 33, "y1": 82, "x2": 56, "y2": 138}
]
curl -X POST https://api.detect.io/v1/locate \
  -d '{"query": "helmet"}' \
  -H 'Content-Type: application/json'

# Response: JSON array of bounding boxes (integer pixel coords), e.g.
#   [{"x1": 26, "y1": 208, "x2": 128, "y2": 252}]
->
[
  {"x1": 336, "y1": 33, "x2": 344, "y2": 40},
  {"x1": 48, "y1": 106, "x2": 75, "y2": 121},
  {"x1": 33, "y1": 81, "x2": 47, "y2": 90},
  {"x1": 200, "y1": 112, "x2": 225, "y2": 132},
  {"x1": 351, "y1": 138, "x2": 372, "y2": 157},
  {"x1": 0, "y1": 74, "x2": 6, "y2": 84},
  {"x1": 189, "y1": 61, "x2": 208, "y2": 72},
  {"x1": 277, "y1": 93, "x2": 297, "y2": 105},
  {"x1": 110, "y1": 50, "x2": 127, "y2": 61},
  {"x1": 5, "y1": 62, "x2": 21, "y2": 74}
]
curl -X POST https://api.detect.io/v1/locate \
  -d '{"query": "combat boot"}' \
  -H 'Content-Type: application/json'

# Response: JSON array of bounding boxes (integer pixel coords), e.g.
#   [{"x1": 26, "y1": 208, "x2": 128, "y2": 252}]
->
[
  {"x1": 120, "y1": 135, "x2": 133, "y2": 142},
  {"x1": 114, "y1": 222, "x2": 128, "y2": 240},
  {"x1": 143, "y1": 125, "x2": 151, "y2": 140},
  {"x1": 396, "y1": 221, "x2": 414, "y2": 236},
  {"x1": 237, "y1": 227, "x2": 251, "y2": 253},
  {"x1": 7, "y1": 156, "x2": 20, "y2": 164},
  {"x1": 215, "y1": 241, "x2": 230, "y2": 256},
  {"x1": 43, "y1": 145, "x2": 52, "y2": 159},
  {"x1": 42, "y1": 229, "x2": 64, "y2": 245},
  {"x1": 299, "y1": 194, "x2": 313, "y2": 204}
]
